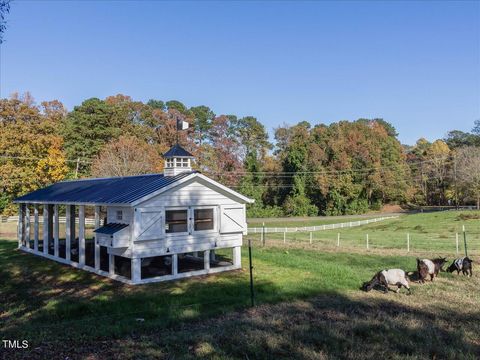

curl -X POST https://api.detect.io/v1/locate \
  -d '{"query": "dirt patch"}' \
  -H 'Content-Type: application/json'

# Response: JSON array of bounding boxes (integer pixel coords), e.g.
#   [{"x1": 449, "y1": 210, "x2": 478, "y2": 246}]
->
[
  {"x1": 380, "y1": 204, "x2": 406, "y2": 213},
  {"x1": 456, "y1": 213, "x2": 480, "y2": 221}
]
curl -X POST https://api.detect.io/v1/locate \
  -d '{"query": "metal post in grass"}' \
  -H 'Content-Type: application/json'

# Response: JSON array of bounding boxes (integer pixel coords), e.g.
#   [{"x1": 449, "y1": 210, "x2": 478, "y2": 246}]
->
[
  {"x1": 283, "y1": 231, "x2": 286, "y2": 244},
  {"x1": 310, "y1": 232, "x2": 312, "y2": 244},
  {"x1": 366, "y1": 234, "x2": 369, "y2": 249},
  {"x1": 337, "y1": 233, "x2": 340, "y2": 247},
  {"x1": 262, "y1": 222, "x2": 265, "y2": 247},
  {"x1": 248, "y1": 239, "x2": 255, "y2": 307},
  {"x1": 456, "y1": 233, "x2": 459, "y2": 255},
  {"x1": 407, "y1": 233, "x2": 410, "y2": 252},
  {"x1": 463, "y1": 225, "x2": 468, "y2": 257}
]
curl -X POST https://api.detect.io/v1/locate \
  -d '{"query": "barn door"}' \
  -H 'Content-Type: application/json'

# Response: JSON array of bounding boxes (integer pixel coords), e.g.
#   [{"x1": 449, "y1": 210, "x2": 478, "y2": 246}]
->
[
  {"x1": 137, "y1": 210, "x2": 163, "y2": 241},
  {"x1": 220, "y1": 205, "x2": 246, "y2": 234}
]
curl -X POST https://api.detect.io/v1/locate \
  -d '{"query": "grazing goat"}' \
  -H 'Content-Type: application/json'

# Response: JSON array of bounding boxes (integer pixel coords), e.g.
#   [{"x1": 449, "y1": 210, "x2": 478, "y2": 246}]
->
[
  {"x1": 416, "y1": 257, "x2": 447, "y2": 283},
  {"x1": 447, "y1": 257, "x2": 473, "y2": 277},
  {"x1": 362, "y1": 269, "x2": 411, "y2": 294}
]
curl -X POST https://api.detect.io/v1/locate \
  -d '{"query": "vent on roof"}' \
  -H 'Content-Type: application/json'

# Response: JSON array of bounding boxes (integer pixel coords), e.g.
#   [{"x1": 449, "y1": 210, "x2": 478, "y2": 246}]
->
[{"x1": 163, "y1": 144, "x2": 194, "y2": 177}]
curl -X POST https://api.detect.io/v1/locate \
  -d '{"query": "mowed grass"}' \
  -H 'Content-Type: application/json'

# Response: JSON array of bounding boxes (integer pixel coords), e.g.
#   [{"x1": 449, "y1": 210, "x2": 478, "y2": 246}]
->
[
  {"x1": 249, "y1": 211, "x2": 480, "y2": 256},
  {"x1": 247, "y1": 214, "x2": 388, "y2": 228},
  {"x1": 1, "y1": 211, "x2": 479, "y2": 359}
]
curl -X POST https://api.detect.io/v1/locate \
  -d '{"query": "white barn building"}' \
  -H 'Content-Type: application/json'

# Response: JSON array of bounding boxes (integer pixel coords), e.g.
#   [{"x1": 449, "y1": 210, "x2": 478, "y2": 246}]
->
[{"x1": 14, "y1": 145, "x2": 254, "y2": 284}]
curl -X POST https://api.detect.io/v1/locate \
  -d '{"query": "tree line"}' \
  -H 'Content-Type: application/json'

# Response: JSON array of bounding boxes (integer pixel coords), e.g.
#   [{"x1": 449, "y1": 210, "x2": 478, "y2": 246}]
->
[{"x1": 1, "y1": 92, "x2": 479, "y2": 216}]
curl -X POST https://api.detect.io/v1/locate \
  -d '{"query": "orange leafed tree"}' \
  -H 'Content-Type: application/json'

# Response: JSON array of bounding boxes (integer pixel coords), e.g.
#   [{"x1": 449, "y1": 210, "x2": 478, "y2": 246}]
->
[{"x1": 91, "y1": 135, "x2": 162, "y2": 177}]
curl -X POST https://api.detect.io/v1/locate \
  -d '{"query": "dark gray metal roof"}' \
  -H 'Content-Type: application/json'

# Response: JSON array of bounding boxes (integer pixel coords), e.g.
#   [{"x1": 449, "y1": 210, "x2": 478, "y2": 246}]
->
[
  {"x1": 94, "y1": 223, "x2": 129, "y2": 235},
  {"x1": 163, "y1": 144, "x2": 194, "y2": 158},
  {"x1": 14, "y1": 171, "x2": 196, "y2": 205}
]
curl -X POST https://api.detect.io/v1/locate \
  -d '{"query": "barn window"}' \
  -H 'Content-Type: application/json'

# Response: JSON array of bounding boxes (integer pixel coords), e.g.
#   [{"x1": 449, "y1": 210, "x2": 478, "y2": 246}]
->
[
  {"x1": 194, "y1": 208, "x2": 214, "y2": 231},
  {"x1": 165, "y1": 209, "x2": 188, "y2": 233},
  {"x1": 116, "y1": 210, "x2": 123, "y2": 221},
  {"x1": 166, "y1": 159, "x2": 174, "y2": 168}
]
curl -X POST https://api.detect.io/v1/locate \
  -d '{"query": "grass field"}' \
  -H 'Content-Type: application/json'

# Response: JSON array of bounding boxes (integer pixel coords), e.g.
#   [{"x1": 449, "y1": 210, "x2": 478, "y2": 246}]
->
[
  {"x1": 247, "y1": 214, "x2": 390, "y2": 228},
  {"x1": 1, "y1": 211, "x2": 479, "y2": 359},
  {"x1": 249, "y1": 211, "x2": 480, "y2": 256}
]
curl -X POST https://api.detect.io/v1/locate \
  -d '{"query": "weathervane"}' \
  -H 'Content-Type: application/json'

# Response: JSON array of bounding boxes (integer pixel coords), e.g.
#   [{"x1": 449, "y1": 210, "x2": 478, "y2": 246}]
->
[{"x1": 176, "y1": 116, "x2": 189, "y2": 145}]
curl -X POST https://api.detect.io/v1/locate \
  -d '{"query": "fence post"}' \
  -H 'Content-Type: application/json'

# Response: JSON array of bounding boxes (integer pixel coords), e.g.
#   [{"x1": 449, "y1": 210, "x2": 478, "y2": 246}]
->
[
  {"x1": 248, "y1": 239, "x2": 255, "y2": 307},
  {"x1": 463, "y1": 225, "x2": 468, "y2": 257},
  {"x1": 456, "y1": 233, "x2": 459, "y2": 255},
  {"x1": 310, "y1": 232, "x2": 312, "y2": 244},
  {"x1": 283, "y1": 231, "x2": 286, "y2": 244},
  {"x1": 407, "y1": 233, "x2": 410, "y2": 252},
  {"x1": 337, "y1": 233, "x2": 340, "y2": 247},
  {"x1": 261, "y1": 222, "x2": 265, "y2": 247},
  {"x1": 366, "y1": 234, "x2": 369, "y2": 249}
]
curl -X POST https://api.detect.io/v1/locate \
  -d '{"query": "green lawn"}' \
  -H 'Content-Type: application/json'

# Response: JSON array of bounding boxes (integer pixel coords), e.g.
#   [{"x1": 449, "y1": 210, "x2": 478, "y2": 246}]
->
[
  {"x1": 249, "y1": 211, "x2": 480, "y2": 256},
  {"x1": 247, "y1": 214, "x2": 388, "y2": 228},
  {"x1": 1, "y1": 211, "x2": 479, "y2": 359}
]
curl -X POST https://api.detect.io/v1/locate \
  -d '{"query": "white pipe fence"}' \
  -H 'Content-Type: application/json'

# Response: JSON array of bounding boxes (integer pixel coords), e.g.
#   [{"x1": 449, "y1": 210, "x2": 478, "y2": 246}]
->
[{"x1": 247, "y1": 215, "x2": 399, "y2": 233}]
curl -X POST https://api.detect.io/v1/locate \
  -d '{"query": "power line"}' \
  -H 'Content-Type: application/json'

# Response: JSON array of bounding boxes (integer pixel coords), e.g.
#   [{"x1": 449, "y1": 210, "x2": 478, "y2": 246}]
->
[
  {"x1": 0, "y1": 154, "x2": 92, "y2": 164},
  {"x1": 204, "y1": 157, "x2": 453, "y2": 176}
]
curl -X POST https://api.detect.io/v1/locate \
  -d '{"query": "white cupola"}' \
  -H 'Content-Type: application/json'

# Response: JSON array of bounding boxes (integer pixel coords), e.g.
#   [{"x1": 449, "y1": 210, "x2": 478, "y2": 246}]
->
[{"x1": 163, "y1": 144, "x2": 194, "y2": 177}]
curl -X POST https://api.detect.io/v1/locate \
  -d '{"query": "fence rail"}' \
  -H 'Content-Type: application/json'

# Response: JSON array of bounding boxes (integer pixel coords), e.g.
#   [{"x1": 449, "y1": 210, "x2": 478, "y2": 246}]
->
[
  {"x1": 1, "y1": 216, "x2": 102, "y2": 226},
  {"x1": 247, "y1": 215, "x2": 399, "y2": 233}
]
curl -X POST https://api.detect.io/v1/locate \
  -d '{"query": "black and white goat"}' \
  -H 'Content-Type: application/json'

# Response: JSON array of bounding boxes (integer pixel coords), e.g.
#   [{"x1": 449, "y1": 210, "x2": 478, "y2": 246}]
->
[
  {"x1": 447, "y1": 257, "x2": 473, "y2": 277},
  {"x1": 362, "y1": 269, "x2": 411, "y2": 294},
  {"x1": 416, "y1": 257, "x2": 447, "y2": 283}
]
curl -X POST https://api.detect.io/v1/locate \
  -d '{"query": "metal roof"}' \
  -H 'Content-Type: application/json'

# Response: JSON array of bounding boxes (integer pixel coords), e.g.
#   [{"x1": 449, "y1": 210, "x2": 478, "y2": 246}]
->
[
  {"x1": 14, "y1": 171, "x2": 196, "y2": 205},
  {"x1": 94, "y1": 223, "x2": 129, "y2": 235},
  {"x1": 163, "y1": 144, "x2": 194, "y2": 158}
]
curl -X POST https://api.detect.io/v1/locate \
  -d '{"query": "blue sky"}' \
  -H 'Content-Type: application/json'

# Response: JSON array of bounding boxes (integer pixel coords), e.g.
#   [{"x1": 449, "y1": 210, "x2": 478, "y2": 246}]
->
[{"x1": 1, "y1": 1, "x2": 479, "y2": 145}]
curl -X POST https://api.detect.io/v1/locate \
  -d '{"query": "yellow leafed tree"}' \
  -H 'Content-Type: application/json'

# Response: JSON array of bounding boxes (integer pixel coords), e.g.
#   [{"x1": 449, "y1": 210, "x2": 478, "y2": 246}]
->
[{"x1": 35, "y1": 137, "x2": 69, "y2": 186}]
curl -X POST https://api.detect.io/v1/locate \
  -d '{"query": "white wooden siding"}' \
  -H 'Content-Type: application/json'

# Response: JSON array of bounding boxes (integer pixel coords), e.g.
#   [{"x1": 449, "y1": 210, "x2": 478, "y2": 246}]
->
[
  {"x1": 130, "y1": 179, "x2": 245, "y2": 258},
  {"x1": 137, "y1": 179, "x2": 240, "y2": 208},
  {"x1": 107, "y1": 206, "x2": 133, "y2": 225},
  {"x1": 132, "y1": 233, "x2": 241, "y2": 258}
]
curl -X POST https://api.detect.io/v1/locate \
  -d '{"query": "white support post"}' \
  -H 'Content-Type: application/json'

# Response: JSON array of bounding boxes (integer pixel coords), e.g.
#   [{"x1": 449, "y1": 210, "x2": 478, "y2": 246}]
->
[
  {"x1": 309, "y1": 232, "x2": 312, "y2": 244},
  {"x1": 43, "y1": 204, "x2": 49, "y2": 255},
  {"x1": 283, "y1": 231, "x2": 286, "y2": 244},
  {"x1": 65, "y1": 205, "x2": 71, "y2": 262},
  {"x1": 17, "y1": 204, "x2": 23, "y2": 248},
  {"x1": 172, "y1": 254, "x2": 178, "y2": 276},
  {"x1": 233, "y1": 246, "x2": 241, "y2": 267},
  {"x1": 366, "y1": 234, "x2": 369, "y2": 249},
  {"x1": 204, "y1": 250, "x2": 210, "y2": 271},
  {"x1": 337, "y1": 233, "x2": 340, "y2": 247},
  {"x1": 94, "y1": 206, "x2": 100, "y2": 271},
  {"x1": 34, "y1": 205, "x2": 39, "y2": 252},
  {"x1": 25, "y1": 206, "x2": 30, "y2": 248},
  {"x1": 407, "y1": 233, "x2": 410, "y2": 252},
  {"x1": 54, "y1": 205, "x2": 59, "y2": 258},
  {"x1": 132, "y1": 258, "x2": 141, "y2": 283},
  {"x1": 109, "y1": 254, "x2": 115, "y2": 275},
  {"x1": 456, "y1": 233, "x2": 459, "y2": 255},
  {"x1": 18, "y1": 204, "x2": 24, "y2": 248},
  {"x1": 79, "y1": 205, "x2": 85, "y2": 267}
]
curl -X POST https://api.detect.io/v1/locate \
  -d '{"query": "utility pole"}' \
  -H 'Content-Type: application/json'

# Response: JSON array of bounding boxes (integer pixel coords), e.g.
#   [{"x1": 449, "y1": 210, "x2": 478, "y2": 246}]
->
[
  {"x1": 75, "y1": 158, "x2": 80, "y2": 179},
  {"x1": 453, "y1": 154, "x2": 459, "y2": 210}
]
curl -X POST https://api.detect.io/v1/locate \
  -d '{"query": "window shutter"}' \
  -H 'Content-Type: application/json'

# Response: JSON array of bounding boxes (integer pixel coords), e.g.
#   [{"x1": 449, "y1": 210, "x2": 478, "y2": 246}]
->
[
  {"x1": 137, "y1": 210, "x2": 163, "y2": 241},
  {"x1": 220, "y1": 206, "x2": 246, "y2": 234}
]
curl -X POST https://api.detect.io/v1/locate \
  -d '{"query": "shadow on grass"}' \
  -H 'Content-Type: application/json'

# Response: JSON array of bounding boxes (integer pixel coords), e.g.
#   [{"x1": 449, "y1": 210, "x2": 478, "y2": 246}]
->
[{"x1": 4, "y1": 292, "x2": 480, "y2": 359}]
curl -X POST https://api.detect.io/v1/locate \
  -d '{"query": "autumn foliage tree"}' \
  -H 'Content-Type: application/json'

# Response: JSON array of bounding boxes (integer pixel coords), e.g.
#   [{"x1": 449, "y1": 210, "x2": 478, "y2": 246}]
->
[
  {"x1": 2, "y1": 91, "x2": 480, "y2": 216},
  {"x1": 0, "y1": 93, "x2": 68, "y2": 214},
  {"x1": 91, "y1": 136, "x2": 162, "y2": 177}
]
